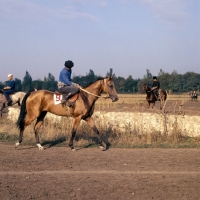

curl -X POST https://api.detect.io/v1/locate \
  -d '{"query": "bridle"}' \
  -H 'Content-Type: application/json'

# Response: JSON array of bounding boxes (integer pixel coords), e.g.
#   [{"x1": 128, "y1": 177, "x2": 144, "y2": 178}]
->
[{"x1": 143, "y1": 85, "x2": 152, "y2": 93}]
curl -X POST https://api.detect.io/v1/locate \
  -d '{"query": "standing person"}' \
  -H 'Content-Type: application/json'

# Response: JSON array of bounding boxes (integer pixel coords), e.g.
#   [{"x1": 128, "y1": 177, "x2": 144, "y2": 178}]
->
[
  {"x1": 3, "y1": 74, "x2": 16, "y2": 106},
  {"x1": 58, "y1": 60, "x2": 80, "y2": 105},
  {"x1": 151, "y1": 76, "x2": 160, "y2": 99}
]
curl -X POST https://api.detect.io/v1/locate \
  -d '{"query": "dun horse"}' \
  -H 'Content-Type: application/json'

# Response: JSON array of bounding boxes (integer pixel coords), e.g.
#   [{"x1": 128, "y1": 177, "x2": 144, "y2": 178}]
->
[
  {"x1": 0, "y1": 90, "x2": 26, "y2": 117},
  {"x1": 16, "y1": 76, "x2": 118, "y2": 150},
  {"x1": 142, "y1": 84, "x2": 167, "y2": 110}
]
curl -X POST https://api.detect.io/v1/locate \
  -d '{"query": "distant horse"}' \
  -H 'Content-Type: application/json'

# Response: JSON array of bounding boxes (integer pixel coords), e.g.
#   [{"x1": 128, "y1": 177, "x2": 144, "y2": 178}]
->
[
  {"x1": 16, "y1": 76, "x2": 119, "y2": 150},
  {"x1": 0, "y1": 90, "x2": 26, "y2": 117},
  {"x1": 189, "y1": 90, "x2": 198, "y2": 102},
  {"x1": 191, "y1": 94, "x2": 198, "y2": 102},
  {"x1": 142, "y1": 84, "x2": 167, "y2": 110}
]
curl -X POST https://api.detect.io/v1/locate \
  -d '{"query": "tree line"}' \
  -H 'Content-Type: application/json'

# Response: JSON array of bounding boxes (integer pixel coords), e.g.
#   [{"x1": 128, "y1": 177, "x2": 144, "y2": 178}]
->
[{"x1": 0, "y1": 69, "x2": 199, "y2": 93}]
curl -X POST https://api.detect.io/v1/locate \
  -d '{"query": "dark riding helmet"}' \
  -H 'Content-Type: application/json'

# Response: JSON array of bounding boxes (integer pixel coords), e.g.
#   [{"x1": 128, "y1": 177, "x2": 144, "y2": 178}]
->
[
  {"x1": 153, "y1": 76, "x2": 157, "y2": 80},
  {"x1": 64, "y1": 60, "x2": 74, "y2": 68}
]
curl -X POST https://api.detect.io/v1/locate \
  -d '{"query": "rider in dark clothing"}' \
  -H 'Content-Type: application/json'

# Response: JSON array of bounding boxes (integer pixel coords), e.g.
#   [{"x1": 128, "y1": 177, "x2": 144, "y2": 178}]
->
[
  {"x1": 151, "y1": 76, "x2": 160, "y2": 99},
  {"x1": 58, "y1": 60, "x2": 80, "y2": 105},
  {"x1": 3, "y1": 74, "x2": 15, "y2": 106}
]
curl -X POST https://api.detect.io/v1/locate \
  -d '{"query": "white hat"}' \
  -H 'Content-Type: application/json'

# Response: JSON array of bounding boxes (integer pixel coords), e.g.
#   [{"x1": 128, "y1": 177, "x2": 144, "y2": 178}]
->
[{"x1": 8, "y1": 74, "x2": 13, "y2": 77}]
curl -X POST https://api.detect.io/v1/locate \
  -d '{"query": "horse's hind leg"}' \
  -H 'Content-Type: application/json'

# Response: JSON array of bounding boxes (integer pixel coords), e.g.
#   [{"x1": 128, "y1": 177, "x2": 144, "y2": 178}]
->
[
  {"x1": 34, "y1": 111, "x2": 47, "y2": 150},
  {"x1": 15, "y1": 117, "x2": 36, "y2": 148},
  {"x1": 85, "y1": 117, "x2": 105, "y2": 150}
]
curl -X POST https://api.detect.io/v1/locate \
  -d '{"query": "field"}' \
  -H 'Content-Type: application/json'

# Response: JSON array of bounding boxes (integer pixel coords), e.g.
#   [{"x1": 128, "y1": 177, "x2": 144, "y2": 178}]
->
[{"x1": 1, "y1": 93, "x2": 200, "y2": 199}]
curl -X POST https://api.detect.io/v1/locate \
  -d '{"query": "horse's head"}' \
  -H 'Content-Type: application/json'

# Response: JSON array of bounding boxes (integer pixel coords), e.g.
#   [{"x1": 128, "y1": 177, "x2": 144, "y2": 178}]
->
[
  {"x1": 142, "y1": 84, "x2": 150, "y2": 92},
  {"x1": 102, "y1": 75, "x2": 119, "y2": 102}
]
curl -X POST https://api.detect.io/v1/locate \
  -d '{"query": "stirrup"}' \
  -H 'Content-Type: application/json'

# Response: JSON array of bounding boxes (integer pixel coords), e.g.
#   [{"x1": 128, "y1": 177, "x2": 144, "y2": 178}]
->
[
  {"x1": 61, "y1": 99, "x2": 67, "y2": 106},
  {"x1": 7, "y1": 100, "x2": 12, "y2": 106},
  {"x1": 61, "y1": 99, "x2": 74, "y2": 107}
]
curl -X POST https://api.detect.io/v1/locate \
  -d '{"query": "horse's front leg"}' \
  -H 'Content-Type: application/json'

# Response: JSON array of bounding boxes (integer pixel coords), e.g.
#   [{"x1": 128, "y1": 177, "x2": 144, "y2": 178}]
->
[
  {"x1": 160, "y1": 99, "x2": 163, "y2": 110},
  {"x1": 69, "y1": 116, "x2": 81, "y2": 151},
  {"x1": 85, "y1": 117, "x2": 105, "y2": 150}
]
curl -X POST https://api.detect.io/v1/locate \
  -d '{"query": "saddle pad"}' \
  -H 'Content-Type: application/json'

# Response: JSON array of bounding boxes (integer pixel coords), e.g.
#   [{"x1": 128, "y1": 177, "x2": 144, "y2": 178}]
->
[{"x1": 54, "y1": 94, "x2": 63, "y2": 105}]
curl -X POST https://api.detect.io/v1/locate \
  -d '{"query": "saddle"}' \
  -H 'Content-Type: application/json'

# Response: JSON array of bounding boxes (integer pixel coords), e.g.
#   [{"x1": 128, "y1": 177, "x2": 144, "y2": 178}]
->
[{"x1": 54, "y1": 91, "x2": 79, "y2": 107}]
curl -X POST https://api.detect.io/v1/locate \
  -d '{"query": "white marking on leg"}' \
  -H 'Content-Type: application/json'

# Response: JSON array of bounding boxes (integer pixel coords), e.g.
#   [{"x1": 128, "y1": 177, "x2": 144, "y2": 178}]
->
[
  {"x1": 15, "y1": 142, "x2": 20, "y2": 148},
  {"x1": 37, "y1": 143, "x2": 44, "y2": 150},
  {"x1": 100, "y1": 145, "x2": 106, "y2": 151},
  {"x1": 71, "y1": 148, "x2": 76, "y2": 151}
]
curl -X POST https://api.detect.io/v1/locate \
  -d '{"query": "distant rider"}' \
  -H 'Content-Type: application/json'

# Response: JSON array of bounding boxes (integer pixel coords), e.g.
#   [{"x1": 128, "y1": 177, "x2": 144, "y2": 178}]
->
[
  {"x1": 151, "y1": 76, "x2": 160, "y2": 99},
  {"x1": 3, "y1": 74, "x2": 16, "y2": 106}
]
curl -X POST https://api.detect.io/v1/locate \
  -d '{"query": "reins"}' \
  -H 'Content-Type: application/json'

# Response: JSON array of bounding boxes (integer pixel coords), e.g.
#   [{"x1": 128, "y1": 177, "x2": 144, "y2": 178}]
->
[{"x1": 79, "y1": 79, "x2": 109, "y2": 99}]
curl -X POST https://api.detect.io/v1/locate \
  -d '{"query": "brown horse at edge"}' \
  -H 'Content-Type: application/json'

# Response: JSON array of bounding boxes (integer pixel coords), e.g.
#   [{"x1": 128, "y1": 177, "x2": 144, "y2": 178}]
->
[{"x1": 16, "y1": 76, "x2": 118, "y2": 151}]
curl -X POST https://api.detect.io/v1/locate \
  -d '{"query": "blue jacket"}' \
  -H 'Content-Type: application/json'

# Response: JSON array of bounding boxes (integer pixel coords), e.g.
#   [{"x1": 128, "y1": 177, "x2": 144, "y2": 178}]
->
[
  {"x1": 8, "y1": 80, "x2": 16, "y2": 90},
  {"x1": 59, "y1": 68, "x2": 72, "y2": 86}
]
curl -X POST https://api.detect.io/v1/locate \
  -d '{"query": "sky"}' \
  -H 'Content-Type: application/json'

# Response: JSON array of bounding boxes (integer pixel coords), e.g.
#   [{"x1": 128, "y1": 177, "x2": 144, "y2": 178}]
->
[{"x1": 0, "y1": 0, "x2": 200, "y2": 82}]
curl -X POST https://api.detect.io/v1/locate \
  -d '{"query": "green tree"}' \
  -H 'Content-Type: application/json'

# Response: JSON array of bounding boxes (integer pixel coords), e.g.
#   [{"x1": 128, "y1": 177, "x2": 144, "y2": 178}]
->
[
  {"x1": 144, "y1": 69, "x2": 152, "y2": 79},
  {"x1": 158, "y1": 69, "x2": 165, "y2": 76},
  {"x1": 0, "y1": 81, "x2": 4, "y2": 90},
  {"x1": 86, "y1": 69, "x2": 96, "y2": 84},
  {"x1": 138, "y1": 69, "x2": 153, "y2": 92},
  {"x1": 158, "y1": 72, "x2": 171, "y2": 90},
  {"x1": 32, "y1": 79, "x2": 44, "y2": 90},
  {"x1": 15, "y1": 78, "x2": 22, "y2": 91},
  {"x1": 43, "y1": 73, "x2": 57, "y2": 91},
  {"x1": 124, "y1": 75, "x2": 135, "y2": 92},
  {"x1": 106, "y1": 68, "x2": 113, "y2": 77},
  {"x1": 22, "y1": 71, "x2": 32, "y2": 92},
  {"x1": 116, "y1": 76, "x2": 125, "y2": 93}
]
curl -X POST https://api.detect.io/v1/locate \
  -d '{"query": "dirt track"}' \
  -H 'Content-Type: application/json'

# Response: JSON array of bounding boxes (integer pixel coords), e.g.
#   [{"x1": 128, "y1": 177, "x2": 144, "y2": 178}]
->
[{"x1": 1, "y1": 143, "x2": 200, "y2": 200}]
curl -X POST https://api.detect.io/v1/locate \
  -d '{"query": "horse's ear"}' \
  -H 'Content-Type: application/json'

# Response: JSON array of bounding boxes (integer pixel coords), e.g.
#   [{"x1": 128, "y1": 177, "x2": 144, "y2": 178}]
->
[
  {"x1": 111, "y1": 74, "x2": 115, "y2": 79},
  {"x1": 108, "y1": 74, "x2": 115, "y2": 80},
  {"x1": 107, "y1": 75, "x2": 111, "y2": 80}
]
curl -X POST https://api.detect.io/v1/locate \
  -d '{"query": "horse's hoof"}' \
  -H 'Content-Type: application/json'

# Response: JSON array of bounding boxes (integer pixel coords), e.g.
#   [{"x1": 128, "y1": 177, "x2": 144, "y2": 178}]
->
[
  {"x1": 100, "y1": 146, "x2": 106, "y2": 151},
  {"x1": 15, "y1": 142, "x2": 20, "y2": 149},
  {"x1": 71, "y1": 148, "x2": 76, "y2": 151},
  {"x1": 37, "y1": 144, "x2": 44, "y2": 150}
]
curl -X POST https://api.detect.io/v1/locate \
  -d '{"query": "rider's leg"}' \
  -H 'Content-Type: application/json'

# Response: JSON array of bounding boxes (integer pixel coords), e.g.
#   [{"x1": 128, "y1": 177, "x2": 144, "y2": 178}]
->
[
  {"x1": 3, "y1": 90, "x2": 13, "y2": 105},
  {"x1": 153, "y1": 89, "x2": 158, "y2": 99},
  {"x1": 58, "y1": 86, "x2": 79, "y2": 101}
]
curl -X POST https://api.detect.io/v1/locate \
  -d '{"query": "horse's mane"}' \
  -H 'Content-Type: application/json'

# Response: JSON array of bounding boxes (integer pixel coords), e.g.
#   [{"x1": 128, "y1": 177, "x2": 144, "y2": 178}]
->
[{"x1": 83, "y1": 77, "x2": 104, "y2": 89}]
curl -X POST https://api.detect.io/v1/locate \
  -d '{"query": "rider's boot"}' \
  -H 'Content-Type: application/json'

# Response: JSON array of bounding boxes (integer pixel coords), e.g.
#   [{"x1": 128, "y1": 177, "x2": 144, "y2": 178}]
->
[
  {"x1": 61, "y1": 93, "x2": 73, "y2": 107},
  {"x1": 7, "y1": 100, "x2": 12, "y2": 106}
]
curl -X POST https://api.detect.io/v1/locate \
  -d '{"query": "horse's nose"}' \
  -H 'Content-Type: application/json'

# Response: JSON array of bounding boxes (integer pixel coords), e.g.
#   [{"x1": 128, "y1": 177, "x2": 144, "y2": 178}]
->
[{"x1": 112, "y1": 96, "x2": 119, "y2": 102}]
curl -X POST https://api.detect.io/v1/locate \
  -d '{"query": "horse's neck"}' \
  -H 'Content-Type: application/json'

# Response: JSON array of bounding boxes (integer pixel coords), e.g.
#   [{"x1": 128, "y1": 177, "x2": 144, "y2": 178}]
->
[
  {"x1": 84, "y1": 80, "x2": 103, "y2": 96},
  {"x1": 146, "y1": 88, "x2": 153, "y2": 98},
  {"x1": 82, "y1": 80, "x2": 103, "y2": 104},
  {"x1": 146, "y1": 87, "x2": 151, "y2": 93}
]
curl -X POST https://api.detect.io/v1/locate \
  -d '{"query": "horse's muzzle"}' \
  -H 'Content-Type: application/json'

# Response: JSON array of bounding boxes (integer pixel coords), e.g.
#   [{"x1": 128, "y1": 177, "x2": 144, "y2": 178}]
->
[{"x1": 111, "y1": 96, "x2": 119, "y2": 102}]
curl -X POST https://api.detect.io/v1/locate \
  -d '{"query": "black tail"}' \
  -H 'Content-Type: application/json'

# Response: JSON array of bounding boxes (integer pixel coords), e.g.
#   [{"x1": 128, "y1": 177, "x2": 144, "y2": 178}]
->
[{"x1": 16, "y1": 91, "x2": 32, "y2": 131}]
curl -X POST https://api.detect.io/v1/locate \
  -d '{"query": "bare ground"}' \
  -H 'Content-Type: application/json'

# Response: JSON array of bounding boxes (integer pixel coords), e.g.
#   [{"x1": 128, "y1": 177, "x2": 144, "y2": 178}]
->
[
  {"x1": 1, "y1": 99, "x2": 200, "y2": 199},
  {"x1": 1, "y1": 143, "x2": 200, "y2": 200}
]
